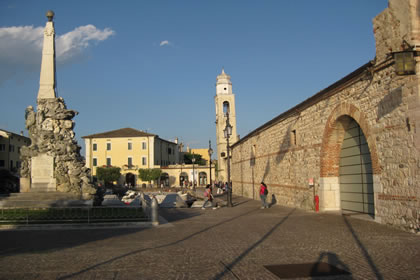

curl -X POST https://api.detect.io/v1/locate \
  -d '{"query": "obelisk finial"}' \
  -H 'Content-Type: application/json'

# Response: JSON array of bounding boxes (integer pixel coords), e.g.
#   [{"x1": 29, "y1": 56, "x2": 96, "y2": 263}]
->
[
  {"x1": 46, "y1": 10, "x2": 54, "y2": 22},
  {"x1": 37, "y1": 10, "x2": 57, "y2": 101}
]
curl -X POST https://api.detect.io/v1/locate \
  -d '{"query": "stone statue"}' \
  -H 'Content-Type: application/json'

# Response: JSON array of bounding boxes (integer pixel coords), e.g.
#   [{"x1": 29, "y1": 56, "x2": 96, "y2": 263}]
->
[{"x1": 25, "y1": 106, "x2": 36, "y2": 129}]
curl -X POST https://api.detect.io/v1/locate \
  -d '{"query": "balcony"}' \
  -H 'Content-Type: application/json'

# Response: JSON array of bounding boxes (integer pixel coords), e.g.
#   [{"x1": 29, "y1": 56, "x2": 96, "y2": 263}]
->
[{"x1": 122, "y1": 164, "x2": 138, "y2": 171}]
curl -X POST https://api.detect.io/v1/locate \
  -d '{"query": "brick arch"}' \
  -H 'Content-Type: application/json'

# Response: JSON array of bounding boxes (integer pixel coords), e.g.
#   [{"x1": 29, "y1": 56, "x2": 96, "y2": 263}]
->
[{"x1": 320, "y1": 103, "x2": 381, "y2": 177}]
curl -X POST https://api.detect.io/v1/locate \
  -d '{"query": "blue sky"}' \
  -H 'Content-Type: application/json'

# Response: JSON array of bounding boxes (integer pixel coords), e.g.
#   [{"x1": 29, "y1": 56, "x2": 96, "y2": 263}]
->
[{"x1": 0, "y1": 0, "x2": 387, "y2": 155}]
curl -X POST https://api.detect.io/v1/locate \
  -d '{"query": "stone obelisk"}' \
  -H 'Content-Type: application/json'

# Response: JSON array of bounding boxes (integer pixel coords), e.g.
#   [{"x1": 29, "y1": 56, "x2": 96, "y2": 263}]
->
[
  {"x1": 30, "y1": 10, "x2": 57, "y2": 192},
  {"x1": 20, "y1": 11, "x2": 96, "y2": 199},
  {"x1": 37, "y1": 10, "x2": 57, "y2": 100}
]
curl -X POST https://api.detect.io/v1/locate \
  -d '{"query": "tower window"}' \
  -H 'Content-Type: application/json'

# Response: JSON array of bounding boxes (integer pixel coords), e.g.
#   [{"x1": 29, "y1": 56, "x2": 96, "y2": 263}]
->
[
  {"x1": 223, "y1": 101, "x2": 230, "y2": 115},
  {"x1": 224, "y1": 88, "x2": 227, "y2": 90}
]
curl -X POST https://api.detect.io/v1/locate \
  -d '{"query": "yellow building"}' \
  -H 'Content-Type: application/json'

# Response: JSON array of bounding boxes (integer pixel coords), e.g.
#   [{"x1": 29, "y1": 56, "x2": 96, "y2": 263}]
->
[
  {"x1": 160, "y1": 163, "x2": 215, "y2": 188},
  {"x1": 188, "y1": 148, "x2": 211, "y2": 163},
  {"x1": 82, "y1": 128, "x2": 179, "y2": 186},
  {"x1": 0, "y1": 129, "x2": 31, "y2": 174}
]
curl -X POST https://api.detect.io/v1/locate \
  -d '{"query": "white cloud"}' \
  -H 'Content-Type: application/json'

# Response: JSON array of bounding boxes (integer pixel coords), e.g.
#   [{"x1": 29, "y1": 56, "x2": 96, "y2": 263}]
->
[
  {"x1": 159, "y1": 40, "x2": 170, "y2": 47},
  {"x1": 57, "y1": 25, "x2": 115, "y2": 62},
  {"x1": 0, "y1": 24, "x2": 115, "y2": 85}
]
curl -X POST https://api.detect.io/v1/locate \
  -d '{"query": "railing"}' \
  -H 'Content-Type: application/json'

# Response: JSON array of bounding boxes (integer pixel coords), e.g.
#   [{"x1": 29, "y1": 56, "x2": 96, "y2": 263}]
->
[{"x1": 0, "y1": 206, "x2": 148, "y2": 225}]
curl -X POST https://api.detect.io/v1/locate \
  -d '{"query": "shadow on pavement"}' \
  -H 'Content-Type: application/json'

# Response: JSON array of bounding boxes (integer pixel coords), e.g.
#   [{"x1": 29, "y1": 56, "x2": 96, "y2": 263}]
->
[
  {"x1": 343, "y1": 215, "x2": 384, "y2": 280},
  {"x1": 158, "y1": 207, "x2": 201, "y2": 223},
  {"x1": 310, "y1": 251, "x2": 353, "y2": 279},
  {"x1": 213, "y1": 208, "x2": 296, "y2": 280},
  {"x1": 0, "y1": 227, "x2": 144, "y2": 258},
  {"x1": 264, "y1": 251, "x2": 353, "y2": 280},
  {"x1": 230, "y1": 198, "x2": 253, "y2": 207},
  {"x1": 57, "y1": 207, "x2": 260, "y2": 279}
]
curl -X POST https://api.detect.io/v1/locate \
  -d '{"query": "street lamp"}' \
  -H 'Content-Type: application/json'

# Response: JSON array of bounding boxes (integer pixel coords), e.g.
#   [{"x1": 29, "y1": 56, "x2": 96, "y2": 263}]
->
[
  {"x1": 224, "y1": 112, "x2": 233, "y2": 207},
  {"x1": 208, "y1": 140, "x2": 213, "y2": 186},
  {"x1": 180, "y1": 161, "x2": 184, "y2": 188},
  {"x1": 192, "y1": 155, "x2": 196, "y2": 190}
]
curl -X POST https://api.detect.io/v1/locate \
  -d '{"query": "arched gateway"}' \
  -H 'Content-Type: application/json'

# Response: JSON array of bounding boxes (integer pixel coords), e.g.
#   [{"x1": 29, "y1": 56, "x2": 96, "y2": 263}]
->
[
  {"x1": 339, "y1": 118, "x2": 374, "y2": 216},
  {"x1": 319, "y1": 103, "x2": 380, "y2": 217},
  {"x1": 179, "y1": 172, "x2": 188, "y2": 187},
  {"x1": 125, "y1": 173, "x2": 135, "y2": 187},
  {"x1": 160, "y1": 173, "x2": 169, "y2": 187}
]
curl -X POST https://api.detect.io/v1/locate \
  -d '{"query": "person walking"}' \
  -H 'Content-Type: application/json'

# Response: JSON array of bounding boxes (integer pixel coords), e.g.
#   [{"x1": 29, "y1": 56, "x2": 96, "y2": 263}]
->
[
  {"x1": 216, "y1": 181, "x2": 223, "y2": 194},
  {"x1": 202, "y1": 185, "x2": 216, "y2": 210},
  {"x1": 259, "y1": 182, "x2": 269, "y2": 209}
]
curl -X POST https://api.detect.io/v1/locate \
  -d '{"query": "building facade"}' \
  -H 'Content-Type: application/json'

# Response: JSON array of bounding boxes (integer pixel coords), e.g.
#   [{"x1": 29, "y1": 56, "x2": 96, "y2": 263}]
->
[
  {"x1": 214, "y1": 69, "x2": 239, "y2": 182},
  {"x1": 159, "y1": 164, "x2": 215, "y2": 188},
  {"x1": 188, "y1": 148, "x2": 211, "y2": 164},
  {"x1": 0, "y1": 129, "x2": 30, "y2": 174},
  {"x1": 83, "y1": 128, "x2": 179, "y2": 186},
  {"x1": 231, "y1": 0, "x2": 420, "y2": 232}
]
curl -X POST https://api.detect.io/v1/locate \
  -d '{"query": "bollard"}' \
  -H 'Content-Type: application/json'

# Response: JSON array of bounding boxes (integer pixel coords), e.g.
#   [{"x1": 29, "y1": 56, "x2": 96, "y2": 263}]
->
[
  {"x1": 315, "y1": 195, "x2": 319, "y2": 212},
  {"x1": 140, "y1": 193, "x2": 147, "y2": 214},
  {"x1": 151, "y1": 196, "x2": 159, "y2": 226}
]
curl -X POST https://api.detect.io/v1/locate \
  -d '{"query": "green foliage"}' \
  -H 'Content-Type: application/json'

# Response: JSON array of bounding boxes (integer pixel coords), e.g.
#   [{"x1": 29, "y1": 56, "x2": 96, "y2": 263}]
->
[
  {"x1": 96, "y1": 166, "x2": 121, "y2": 186},
  {"x1": 138, "y1": 168, "x2": 162, "y2": 185},
  {"x1": 183, "y1": 153, "x2": 206, "y2": 165}
]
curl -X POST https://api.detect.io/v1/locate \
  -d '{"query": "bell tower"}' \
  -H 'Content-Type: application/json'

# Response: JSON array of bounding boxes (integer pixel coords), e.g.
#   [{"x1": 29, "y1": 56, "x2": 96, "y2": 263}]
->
[{"x1": 214, "y1": 69, "x2": 238, "y2": 182}]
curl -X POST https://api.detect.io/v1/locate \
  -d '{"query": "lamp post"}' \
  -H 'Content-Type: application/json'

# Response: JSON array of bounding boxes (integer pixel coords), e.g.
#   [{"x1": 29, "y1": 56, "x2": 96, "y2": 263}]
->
[
  {"x1": 224, "y1": 112, "x2": 233, "y2": 207},
  {"x1": 192, "y1": 155, "x2": 196, "y2": 190},
  {"x1": 208, "y1": 140, "x2": 213, "y2": 186},
  {"x1": 180, "y1": 161, "x2": 184, "y2": 188}
]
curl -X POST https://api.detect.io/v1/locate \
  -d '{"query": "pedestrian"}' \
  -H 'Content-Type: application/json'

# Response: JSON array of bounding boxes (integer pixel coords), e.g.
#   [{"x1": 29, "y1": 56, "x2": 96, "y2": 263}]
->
[
  {"x1": 216, "y1": 181, "x2": 223, "y2": 194},
  {"x1": 259, "y1": 182, "x2": 269, "y2": 209},
  {"x1": 202, "y1": 184, "x2": 216, "y2": 210}
]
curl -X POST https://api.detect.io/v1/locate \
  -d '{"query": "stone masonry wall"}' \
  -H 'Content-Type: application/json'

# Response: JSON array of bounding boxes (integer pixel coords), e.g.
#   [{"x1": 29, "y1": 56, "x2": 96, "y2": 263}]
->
[{"x1": 231, "y1": 1, "x2": 420, "y2": 233}]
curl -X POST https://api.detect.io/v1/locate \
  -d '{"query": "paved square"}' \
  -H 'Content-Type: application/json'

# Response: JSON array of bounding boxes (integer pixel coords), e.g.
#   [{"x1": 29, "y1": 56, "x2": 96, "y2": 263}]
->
[{"x1": 0, "y1": 196, "x2": 419, "y2": 279}]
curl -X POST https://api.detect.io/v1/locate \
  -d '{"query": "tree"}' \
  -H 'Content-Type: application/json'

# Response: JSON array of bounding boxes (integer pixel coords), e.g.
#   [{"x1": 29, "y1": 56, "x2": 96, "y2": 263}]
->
[
  {"x1": 183, "y1": 153, "x2": 206, "y2": 165},
  {"x1": 138, "y1": 168, "x2": 162, "y2": 186},
  {"x1": 96, "y1": 166, "x2": 121, "y2": 187}
]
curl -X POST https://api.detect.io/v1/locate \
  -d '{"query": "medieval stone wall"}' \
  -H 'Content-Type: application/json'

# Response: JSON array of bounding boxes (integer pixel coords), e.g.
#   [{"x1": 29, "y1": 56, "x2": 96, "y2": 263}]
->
[{"x1": 231, "y1": 1, "x2": 420, "y2": 233}]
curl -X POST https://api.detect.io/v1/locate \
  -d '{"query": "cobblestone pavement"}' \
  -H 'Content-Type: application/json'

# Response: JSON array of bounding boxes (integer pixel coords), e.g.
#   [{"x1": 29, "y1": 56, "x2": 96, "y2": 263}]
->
[{"x1": 0, "y1": 195, "x2": 419, "y2": 280}]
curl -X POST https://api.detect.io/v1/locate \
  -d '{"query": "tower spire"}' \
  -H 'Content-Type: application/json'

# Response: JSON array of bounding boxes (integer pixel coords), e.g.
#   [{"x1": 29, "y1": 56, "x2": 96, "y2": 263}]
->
[
  {"x1": 214, "y1": 69, "x2": 238, "y2": 182},
  {"x1": 37, "y1": 10, "x2": 57, "y2": 100}
]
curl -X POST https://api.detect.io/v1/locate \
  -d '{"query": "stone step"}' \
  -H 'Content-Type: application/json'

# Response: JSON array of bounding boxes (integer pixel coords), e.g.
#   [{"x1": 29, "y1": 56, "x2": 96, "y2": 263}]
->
[
  {"x1": 0, "y1": 192, "x2": 90, "y2": 208},
  {"x1": 0, "y1": 199, "x2": 91, "y2": 208},
  {"x1": 3, "y1": 192, "x2": 80, "y2": 199}
]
